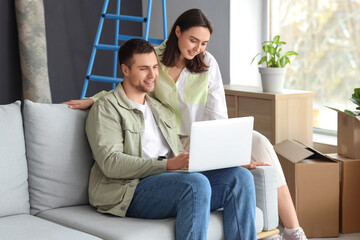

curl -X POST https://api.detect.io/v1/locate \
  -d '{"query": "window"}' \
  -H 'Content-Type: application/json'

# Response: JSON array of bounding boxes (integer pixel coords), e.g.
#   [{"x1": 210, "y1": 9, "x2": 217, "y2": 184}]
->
[{"x1": 271, "y1": 0, "x2": 360, "y2": 131}]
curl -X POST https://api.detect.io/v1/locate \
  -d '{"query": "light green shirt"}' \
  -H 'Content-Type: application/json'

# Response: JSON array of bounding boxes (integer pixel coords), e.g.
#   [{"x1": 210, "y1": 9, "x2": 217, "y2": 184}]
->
[{"x1": 86, "y1": 84, "x2": 184, "y2": 217}]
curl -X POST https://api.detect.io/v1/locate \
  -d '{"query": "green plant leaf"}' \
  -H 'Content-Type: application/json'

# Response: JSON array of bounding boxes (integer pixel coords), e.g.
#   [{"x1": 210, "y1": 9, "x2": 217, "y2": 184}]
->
[
  {"x1": 251, "y1": 52, "x2": 262, "y2": 64},
  {"x1": 284, "y1": 51, "x2": 298, "y2": 56},
  {"x1": 269, "y1": 46, "x2": 276, "y2": 55},
  {"x1": 350, "y1": 97, "x2": 360, "y2": 107},
  {"x1": 278, "y1": 41, "x2": 286, "y2": 45},
  {"x1": 279, "y1": 56, "x2": 287, "y2": 67},
  {"x1": 345, "y1": 110, "x2": 357, "y2": 116},
  {"x1": 273, "y1": 35, "x2": 280, "y2": 43},
  {"x1": 354, "y1": 88, "x2": 360, "y2": 99},
  {"x1": 263, "y1": 45, "x2": 271, "y2": 53},
  {"x1": 258, "y1": 56, "x2": 267, "y2": 65}
]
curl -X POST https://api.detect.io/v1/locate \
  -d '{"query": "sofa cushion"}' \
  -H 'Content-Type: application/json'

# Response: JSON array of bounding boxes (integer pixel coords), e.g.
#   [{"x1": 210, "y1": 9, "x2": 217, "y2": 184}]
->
[
  {"x1": 37, "y1": 205, "x2": 266, "y2": 239},
  {"x1": 251, "y1": 166, "x2": 279, "y2": 230},
  {"x1": 0, "y1": 101, "x2": 30, "y2": 217},
  {"x1": 0, "y1": 214, "x2": 101, "y2": 240},
  {"x1": 23, "y1": 100, "x2": 93, "y2": 215},
  {"x1": 37, "y1": 205, "x2": 227, "y2": 240}
]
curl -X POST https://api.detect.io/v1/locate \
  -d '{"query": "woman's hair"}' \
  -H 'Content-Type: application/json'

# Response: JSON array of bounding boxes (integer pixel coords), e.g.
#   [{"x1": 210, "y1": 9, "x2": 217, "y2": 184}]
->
[
  {"x1": 118, "y1": 38, "x2": 155, "y2": 69},
  {"x1": 161, "y1": 9, "x2": 213, "y2": 73}
]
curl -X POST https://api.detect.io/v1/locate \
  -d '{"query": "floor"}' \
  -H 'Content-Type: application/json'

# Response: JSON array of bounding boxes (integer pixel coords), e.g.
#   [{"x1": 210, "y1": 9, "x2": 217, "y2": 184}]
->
[{"x1": 278, "y1": 226, "x2": 360, "y2": 240}]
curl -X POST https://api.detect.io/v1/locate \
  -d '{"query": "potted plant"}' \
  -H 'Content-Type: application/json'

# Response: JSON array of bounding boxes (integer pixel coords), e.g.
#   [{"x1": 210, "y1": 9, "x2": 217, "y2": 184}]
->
[{"x1": 251, "y1": 35, "x2": 298, "y2": 92}]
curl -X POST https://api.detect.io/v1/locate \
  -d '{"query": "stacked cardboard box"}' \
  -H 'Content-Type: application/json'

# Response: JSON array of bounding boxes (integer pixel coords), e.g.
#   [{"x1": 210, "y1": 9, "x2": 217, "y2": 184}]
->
[
  {"x1": 274, "y1": 140, "x2": 340, "y2": 238},
  {"x1": 326, "y1": 153, "x2": 360, "y2": 234},
  {"x1": 327, "y1": 107, "x2": 360, "y2": 234},
  {"x1": 329, "y1": 107, "x2": 360, "y2": 158}
]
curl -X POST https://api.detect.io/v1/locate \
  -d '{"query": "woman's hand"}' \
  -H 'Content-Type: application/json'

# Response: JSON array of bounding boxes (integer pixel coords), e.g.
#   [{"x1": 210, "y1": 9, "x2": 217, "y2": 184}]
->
[
  {"x1": 61, "y1": 99, "x2": 94, "y2": 110},
  {"x1": 166, "y1": 152, "x2": 189, "y2": 170},
  {"x1": 241, "y1": 161, "x2": 271, "y2": 169}
]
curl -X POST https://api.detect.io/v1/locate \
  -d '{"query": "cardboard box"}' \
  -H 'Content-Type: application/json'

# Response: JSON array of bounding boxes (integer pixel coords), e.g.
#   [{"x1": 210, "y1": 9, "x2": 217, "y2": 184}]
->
[
  {"x1": 274, "y1": 140, "x2": 339, "y2": 238},
  {"x1": 326, "y1": 153, "x2": 360, "y2": 233},
  {"x1": 329, "y1": 107, "x2": 360, "y2": 159}
]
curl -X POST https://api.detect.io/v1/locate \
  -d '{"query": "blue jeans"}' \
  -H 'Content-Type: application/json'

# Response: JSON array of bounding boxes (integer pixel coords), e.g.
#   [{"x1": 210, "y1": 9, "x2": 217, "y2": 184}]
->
[{"x1": 126, "y1": 167, "x2": 256, "y2": 240}]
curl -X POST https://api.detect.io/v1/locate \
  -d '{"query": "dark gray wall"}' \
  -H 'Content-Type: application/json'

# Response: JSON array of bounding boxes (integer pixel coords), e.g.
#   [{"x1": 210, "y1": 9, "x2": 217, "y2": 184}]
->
[
  {"x1": 148, "y1": 0, "x2": 231, "y2": 84},
  {"x1": 44, "y1": 0, "x2": 143, "y2": 102},
  {"x1": 0, "y1": 0, "x2": 22, "y2": 104},
  {"x1": 0, "y1": 0, "x2": 142, "y2": 104}
]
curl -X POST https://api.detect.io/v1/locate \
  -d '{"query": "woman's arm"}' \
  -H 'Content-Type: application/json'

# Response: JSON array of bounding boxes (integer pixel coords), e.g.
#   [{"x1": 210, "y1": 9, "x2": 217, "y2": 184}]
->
[
  {"x1": 61, "y1": 90, "x2": 113, "y2": 110},
  {"x1": 204, "y1": 53, "x2": 228, "y2": 120}
]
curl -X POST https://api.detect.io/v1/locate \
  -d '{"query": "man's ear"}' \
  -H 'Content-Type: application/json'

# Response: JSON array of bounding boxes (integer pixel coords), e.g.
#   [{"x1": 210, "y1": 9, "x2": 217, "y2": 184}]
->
[{"x1": 121, "y1": 64, "x2": 129, "y2": 76}]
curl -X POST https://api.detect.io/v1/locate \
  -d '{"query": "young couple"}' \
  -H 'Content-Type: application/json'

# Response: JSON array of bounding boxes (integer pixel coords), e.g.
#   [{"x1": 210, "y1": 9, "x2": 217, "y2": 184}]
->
[{"x1": 64, "y1": 8, "x2": 307, "y2": 240}]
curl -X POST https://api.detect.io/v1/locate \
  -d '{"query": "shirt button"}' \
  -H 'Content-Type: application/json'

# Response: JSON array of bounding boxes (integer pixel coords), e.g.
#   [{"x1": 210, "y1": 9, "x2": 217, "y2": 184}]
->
[
  {"x1": 121, "y1": 206, "x2": 126, "y2": 211},
  {"x1": 129, "y1": 183, "x2": 135, "y2": 187}
]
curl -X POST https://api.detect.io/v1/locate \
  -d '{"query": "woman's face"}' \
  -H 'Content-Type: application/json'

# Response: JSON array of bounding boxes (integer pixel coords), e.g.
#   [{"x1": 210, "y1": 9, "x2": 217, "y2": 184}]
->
[{"x1": 175, "y1": 26, "x2": 211, "y2": 61}]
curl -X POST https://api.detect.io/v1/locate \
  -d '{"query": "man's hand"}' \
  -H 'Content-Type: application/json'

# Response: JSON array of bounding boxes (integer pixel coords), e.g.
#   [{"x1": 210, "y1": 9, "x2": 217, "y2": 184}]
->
[
  {"x1": 61, "y1": 99, "x2": 94, "y2": 110},
  {"x1": 241, "y1": 161, "x2": 271, "y2": 169},
  {"x1": 166, "y1": 152, "x2": 189, "y2": 170}
]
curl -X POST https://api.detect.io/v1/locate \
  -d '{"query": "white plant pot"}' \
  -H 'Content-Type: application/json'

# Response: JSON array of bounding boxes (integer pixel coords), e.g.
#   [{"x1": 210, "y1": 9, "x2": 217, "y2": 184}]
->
[{"x1": 259, "y1": 67, "x2": 286, "y2": 93}]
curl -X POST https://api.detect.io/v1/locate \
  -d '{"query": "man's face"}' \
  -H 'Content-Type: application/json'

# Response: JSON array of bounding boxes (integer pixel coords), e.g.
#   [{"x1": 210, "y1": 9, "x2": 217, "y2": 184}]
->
[{"x1": 122, "y1": 52, "x2": 159, "y2": 94}]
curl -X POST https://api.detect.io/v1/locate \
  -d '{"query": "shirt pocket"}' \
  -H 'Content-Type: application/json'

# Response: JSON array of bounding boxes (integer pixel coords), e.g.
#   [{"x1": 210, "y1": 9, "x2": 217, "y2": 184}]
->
[{"x1": 184, "y1": 74, "x2": 209, "y2": 105}]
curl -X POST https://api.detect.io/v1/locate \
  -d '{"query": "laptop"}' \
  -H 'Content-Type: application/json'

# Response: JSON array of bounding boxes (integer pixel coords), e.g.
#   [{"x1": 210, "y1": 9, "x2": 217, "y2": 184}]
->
[{"x1": 180, "y1": 116, "x2": 254, "y2": 172}]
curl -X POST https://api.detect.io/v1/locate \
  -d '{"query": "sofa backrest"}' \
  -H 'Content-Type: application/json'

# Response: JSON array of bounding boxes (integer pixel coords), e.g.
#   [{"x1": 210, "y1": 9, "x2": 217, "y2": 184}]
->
[
  {"x1": 23, "y1": 100, "x2": 94, "y2": 215},
  {"x1": 0, "y1": 101, "x2": 30, "y2": 217}
]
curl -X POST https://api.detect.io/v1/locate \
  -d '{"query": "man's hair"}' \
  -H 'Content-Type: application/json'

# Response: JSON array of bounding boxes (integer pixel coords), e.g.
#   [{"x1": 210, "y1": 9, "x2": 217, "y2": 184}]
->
[
  {"x1": 161, "y1": 9, "x2": 213, "y2": 73},
  {"x1": 118, "y1": 38, "x2": 156, "y2": 69}
]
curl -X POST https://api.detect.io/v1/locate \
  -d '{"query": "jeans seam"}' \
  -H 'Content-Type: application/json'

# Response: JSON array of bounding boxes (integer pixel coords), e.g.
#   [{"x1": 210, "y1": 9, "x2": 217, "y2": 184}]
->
[
  {"x1": 231, "y1": 189, "x2": 242, "y2": 240},
  {"x1": 175, "y1": 181, "x2": 196, "y2": 240}
]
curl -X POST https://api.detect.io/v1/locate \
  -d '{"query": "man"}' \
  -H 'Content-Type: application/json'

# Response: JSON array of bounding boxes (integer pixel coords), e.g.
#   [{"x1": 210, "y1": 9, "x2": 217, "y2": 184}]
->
[{"x1": 85, "y1": 38, "x2": 257, "y2": 240}]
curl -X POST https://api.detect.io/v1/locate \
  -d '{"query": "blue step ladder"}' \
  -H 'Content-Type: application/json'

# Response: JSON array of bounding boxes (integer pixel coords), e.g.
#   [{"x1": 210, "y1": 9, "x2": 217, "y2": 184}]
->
[{"x1": 80, "y1": 0, "x2": 167, "y2": 99}]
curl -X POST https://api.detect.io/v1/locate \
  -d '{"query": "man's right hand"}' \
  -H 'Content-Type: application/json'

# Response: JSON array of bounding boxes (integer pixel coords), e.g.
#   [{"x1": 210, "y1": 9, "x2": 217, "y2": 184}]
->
[
  {"x1": 61, "y1": 99, "x2": 94, "y2": 110},
  {"x1": 166, "y1": 152, "x2": 189, "y2": 170}
]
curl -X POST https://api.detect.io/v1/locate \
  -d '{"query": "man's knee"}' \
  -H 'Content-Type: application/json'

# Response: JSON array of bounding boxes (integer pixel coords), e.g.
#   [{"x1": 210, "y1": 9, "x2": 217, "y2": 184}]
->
[
  {"x1": 181, "y1": 173, "x2": 212, "y2": 200},
  {"x1": 228, "y1": 167, "x2": 255, "y2": 192}
]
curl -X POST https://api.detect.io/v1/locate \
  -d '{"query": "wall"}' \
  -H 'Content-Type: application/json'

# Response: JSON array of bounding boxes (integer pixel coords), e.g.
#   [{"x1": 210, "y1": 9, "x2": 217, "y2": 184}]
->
[
  {"x1": 0, "y1": 0, "x2": 142, "y2": 104},
  {"x1": 0, "y1": 0, "x2": 22, "y2": 104},
  {"x1": 44, "y1": 0, "x2": 142, "y2": 103},
  {"x1": 146, "y1": 0, "x2": 231, "y2": 84}
]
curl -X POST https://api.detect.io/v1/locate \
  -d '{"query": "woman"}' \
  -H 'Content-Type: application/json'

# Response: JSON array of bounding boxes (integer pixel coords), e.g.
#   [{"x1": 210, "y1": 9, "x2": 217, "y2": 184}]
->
[{"x1": 63, "y1": 8, "x2": 307, "y2": 240}]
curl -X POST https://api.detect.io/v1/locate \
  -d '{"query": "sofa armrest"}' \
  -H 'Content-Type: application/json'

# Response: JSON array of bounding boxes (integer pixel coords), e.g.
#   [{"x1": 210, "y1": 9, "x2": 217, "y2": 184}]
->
[{"x1": 250, "y1": 166, "x2": 278, "y2": 230}]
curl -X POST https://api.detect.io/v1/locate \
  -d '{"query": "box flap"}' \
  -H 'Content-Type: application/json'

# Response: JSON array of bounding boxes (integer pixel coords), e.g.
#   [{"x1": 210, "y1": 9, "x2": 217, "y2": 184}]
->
[
  {"x1": 274, "y1": 139, "x2": 314, "y2": 163},
  {"x1": 327, "y1": 106, "x2": 360, "y2": 121},
  {"x1": 326, "y1": 106, "x2": 342, "y2": 113}
]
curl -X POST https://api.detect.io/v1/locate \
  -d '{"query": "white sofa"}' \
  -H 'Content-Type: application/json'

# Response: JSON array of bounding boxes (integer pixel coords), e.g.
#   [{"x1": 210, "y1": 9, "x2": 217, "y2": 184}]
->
[{"x1": 0, "y1": 100, "x2": 279, "y2": 239}]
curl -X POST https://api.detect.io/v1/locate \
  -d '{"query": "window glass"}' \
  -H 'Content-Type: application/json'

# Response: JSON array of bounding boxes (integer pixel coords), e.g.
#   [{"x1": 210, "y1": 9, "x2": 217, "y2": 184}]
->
[{"x1": 274, "y1": 0, "x2": 360, "y2": 131}]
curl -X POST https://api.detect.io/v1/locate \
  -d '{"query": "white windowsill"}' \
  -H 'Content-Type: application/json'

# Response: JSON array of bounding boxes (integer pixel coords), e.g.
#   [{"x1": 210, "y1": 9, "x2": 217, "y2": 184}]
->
[{"x1": 313, "y1": 128, "x2": 337, "y2": 146}]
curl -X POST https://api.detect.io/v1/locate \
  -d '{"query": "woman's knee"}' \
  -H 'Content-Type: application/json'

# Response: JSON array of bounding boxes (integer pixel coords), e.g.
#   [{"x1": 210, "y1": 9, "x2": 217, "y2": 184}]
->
[{"x1": 252, "y1": 130, "x2": 271, "y2": 146}]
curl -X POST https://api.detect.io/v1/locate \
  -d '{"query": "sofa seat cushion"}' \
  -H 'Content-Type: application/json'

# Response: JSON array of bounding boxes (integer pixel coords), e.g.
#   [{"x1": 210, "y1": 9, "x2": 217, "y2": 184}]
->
[
  {"x1": 37, "y1": 205, "x2": 225, "y2": 240},
  {"x1": 0, "y1": 214, "x2": 101, "y2": 240},
  {"x1": 0, "y1": 101, "x2": 30, "y2": 217},
  {"x1": 37, "y1": 205, "x2": 265, "y2": 240},
  {"x1": 23, "y1": 100, "x2": 93, "y2": 215}
]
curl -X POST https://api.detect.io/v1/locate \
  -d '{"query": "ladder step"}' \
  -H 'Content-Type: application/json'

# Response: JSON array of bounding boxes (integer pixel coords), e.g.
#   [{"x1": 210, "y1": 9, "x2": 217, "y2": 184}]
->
[
  {"x1": 95, "y1": 44, "x2": 120, "y2": 51},
  {"x1": 88, "y1": 75, "x2": 123, "y2": 84},
  {"x1": 118, "y1": 35, "x2": 164, "y2": 45},
  {"x1": 103, "y1": 14, "x2": 146, "y2": 23}
]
